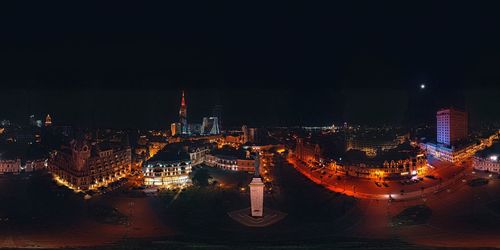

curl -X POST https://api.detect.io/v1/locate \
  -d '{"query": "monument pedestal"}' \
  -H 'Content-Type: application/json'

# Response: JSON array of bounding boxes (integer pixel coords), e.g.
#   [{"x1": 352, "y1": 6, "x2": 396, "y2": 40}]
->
[
  {"x1": 228, "y1": 207, "x2": 287, "y2": 227},
  {"x1": 249, "y1": 177, "x2": 264, "y2": 217},
  {"x1": 229, "y1": 153, "x2": 286, "y2": 227}
]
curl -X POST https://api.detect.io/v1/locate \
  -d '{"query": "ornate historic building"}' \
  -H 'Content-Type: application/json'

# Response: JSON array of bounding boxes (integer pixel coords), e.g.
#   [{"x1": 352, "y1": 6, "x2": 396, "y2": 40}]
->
[
  {"x1": 295, "y1": 138, "x2": 322, "y2": 163},
  {"x1": 48, "y1": 139, "x2": 131, "y2": 191}
]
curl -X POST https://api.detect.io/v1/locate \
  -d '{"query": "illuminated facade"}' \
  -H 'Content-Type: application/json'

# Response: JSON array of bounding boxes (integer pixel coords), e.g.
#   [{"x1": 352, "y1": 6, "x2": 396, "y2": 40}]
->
[
  {"x1": 0, "y1": 159, "x2": 21, "y2": 173},
  {"x1": 0, "y1": 158, "x2": 47, "y2": 173},
  {"x1": 142, "y1": 151, "x2": 192, "y2": 187},
  {"x1": 188, "y1": 144, "x2": 211, "y2": 166},
  {"x1": 201, "y1": 117, "x2": 220, "y2": 135},
  {"x1": 205, "y1": 154, "x2": 255, "y2": 172},
  {"x1": 295, "y1": 138, "x2": 322, "y2": 163},
  {"x1": 437, "y1": 108, "x2": 468, "y2": 145},
  {"x1": 329, "y1": 154, "x2": 427, "y2": 179},
  {"x1": 48, "y1": 139, "x2": 131, "y2": 191},
  {"x1": 423, "y1": 127, "x2": 498, "y2": 164},
  {"x1": 473, "y1": 141, "x2": 500, "y2": 174},
  {"x1": 346, "y1": 133, "x2": 408, "y2": 157},
  {"x1": 171, "y1": 122, "x2": 181, "y2": 136}
]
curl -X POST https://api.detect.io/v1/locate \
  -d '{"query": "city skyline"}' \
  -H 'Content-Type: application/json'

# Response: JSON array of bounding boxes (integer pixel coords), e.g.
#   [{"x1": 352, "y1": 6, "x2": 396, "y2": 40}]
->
[
  {"x1": 0, "y1": 87, "x2": 498, "y2": 129},
  {"x1": 1, "y1": 2, "x2": 500, "y2": 249}
]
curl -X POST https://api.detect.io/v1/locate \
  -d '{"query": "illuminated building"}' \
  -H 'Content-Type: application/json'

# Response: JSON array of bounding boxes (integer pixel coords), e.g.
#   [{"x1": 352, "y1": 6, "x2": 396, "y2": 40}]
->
[
  {"x1": 179, "y1": 91, "x2": 188, "y2": 135},
  {"x1": 295, "y1": 138, "x2": 321, "y2": 163},
  {"x1": 171, "y1": 122, "x2": 181, "y2": 136},
  {"x1": 437, "y1": 108, "x2": 468, "y2": 146},
  {"x1": 248, "y1": 128, "x2": 258, "y2": 143},
  {"x1": 473, "y1": 141, "x2": 500, "y2": 174},
  {"x1": 330, "y1": 147, "x2": 428, "y2": 180},
  {"x1": 421, "y1": 142, "x2": 470, "y2": 163},
  {"x1": 201, "y1": 117, "x2": 220, "y2": 135},
  {"x1": 296, "y1": 135, "x2": 427, "y2": 179},
  {"x1": 142, "y1": 147, "x2": 192, "y2": 187},
  {"x1": 224, "y1": 133, "x2": 243, "y2": 146},
  {"x1": 0, "y1": 159, "x2": 21, "y2": 173},
  {"x1": 346, "y1": 131, "x2": 408, "y2": 157},
  {"x1": 45, "y1": 114, "x2": 52, "y2": 127},
  {"x1": 423, "y1": 109, "x2": 492, "y2": 163},
  {"x1": 147, "y1": 137, "x2": 167, "y2": 159},
  {"x1": 242, "y1": 125, "x2": 248, "y2": 143},
  {"x1": 187, "y1": 143, "x2": 211, "y2": 166},
  {"x1": 48, "y1": 139, "x2": 131, "y2": 191},
  {"x1": 0, "y1": 153, "x2": 47, "y2": 174},
  {"x1": 205, "y1": 147, "x2": 255, "y2": 172}
]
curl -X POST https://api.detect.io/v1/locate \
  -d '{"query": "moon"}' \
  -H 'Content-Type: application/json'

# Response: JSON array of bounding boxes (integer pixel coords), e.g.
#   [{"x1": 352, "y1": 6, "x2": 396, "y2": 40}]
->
[{"x1": 420, "y1": 84, "x2": 426, "y2": 89}]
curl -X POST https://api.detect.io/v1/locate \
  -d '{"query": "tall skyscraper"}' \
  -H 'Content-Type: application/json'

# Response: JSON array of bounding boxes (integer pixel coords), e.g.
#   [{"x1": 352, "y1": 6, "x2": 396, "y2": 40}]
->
[
  {"x1": 179, "y1": 91, "x2": 188, "y2": 135},
  {"x1": 436, "y1": 108, "x2": 468, "y2": 146}
]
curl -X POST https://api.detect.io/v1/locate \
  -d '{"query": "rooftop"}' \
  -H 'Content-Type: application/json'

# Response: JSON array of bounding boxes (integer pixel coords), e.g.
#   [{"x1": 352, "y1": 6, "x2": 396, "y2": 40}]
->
[
  {"x1": 147, "y1": 146, "x2": 190, "y2": 163},
  {"x1": 341, "y1": 143, "x2": 420, "y2": 166},
  {"x1": 211, "y1": 146, "x2": 249, "y2": 159}
]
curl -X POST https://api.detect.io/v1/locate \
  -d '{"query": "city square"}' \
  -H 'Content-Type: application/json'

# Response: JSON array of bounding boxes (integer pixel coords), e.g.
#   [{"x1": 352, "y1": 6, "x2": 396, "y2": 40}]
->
[{"x1": 2, "y1": 2, "x2": 500, "y2": 250}]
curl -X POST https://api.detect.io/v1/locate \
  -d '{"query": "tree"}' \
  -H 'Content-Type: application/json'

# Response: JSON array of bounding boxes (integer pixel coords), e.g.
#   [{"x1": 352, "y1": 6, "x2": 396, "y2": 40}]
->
[{"x1": 192, "y1": 168, "x2": 212, "y2": 187}]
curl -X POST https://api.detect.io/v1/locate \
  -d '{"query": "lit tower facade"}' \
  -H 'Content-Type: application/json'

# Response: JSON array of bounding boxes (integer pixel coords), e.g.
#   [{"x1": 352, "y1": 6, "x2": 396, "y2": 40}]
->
[
  {"x1": 436, "y1": 108, "x2": 468, "y2": 146},
  {"x1": 179, "y1": 91, "x2": 188, "y2": 135}
]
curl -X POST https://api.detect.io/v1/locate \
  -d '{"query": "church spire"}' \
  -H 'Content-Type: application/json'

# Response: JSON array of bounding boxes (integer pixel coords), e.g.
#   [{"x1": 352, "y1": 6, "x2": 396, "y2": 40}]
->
[
  {"x1": 181, "y1": 90, "x2": 186, "y2": 107},
  {"x1": 179, "y1": 90, "x2": 188, "y2": 134}
]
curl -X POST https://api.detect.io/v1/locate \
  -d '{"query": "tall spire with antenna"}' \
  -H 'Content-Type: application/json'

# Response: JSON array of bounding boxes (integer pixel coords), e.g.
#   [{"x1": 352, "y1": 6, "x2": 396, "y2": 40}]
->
[{"x1": 179, "y1": 90, "x2": 188, "y2": 134}]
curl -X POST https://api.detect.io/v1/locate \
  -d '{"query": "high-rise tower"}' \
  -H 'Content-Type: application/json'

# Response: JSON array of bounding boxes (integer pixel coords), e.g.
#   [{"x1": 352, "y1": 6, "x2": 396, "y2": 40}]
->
[
  {"x1": 179, "y1": 91, "x2": 188, "y2": 134},
  {"x1": 436, "y1": 108, "x2": 468, "y2": 146}
]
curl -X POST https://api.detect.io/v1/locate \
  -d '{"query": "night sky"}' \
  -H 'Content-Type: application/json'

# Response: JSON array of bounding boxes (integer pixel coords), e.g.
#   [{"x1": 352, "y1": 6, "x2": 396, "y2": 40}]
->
[{"x1": 1, "y1": 2, "x2": 500, "y2": 128}]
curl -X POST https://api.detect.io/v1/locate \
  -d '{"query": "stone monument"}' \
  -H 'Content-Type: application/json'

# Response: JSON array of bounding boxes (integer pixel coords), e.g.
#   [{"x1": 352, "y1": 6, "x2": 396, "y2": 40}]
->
[
  {"x1": 249, "y1": 154, "x2": 264, "y2": 217},
  {"x1": 228, "y1": 152, "x2": 286, "y2": 227}
]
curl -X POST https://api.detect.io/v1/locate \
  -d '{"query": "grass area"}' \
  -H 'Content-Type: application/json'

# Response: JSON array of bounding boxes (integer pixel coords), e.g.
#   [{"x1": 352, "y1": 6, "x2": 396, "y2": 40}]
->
[
  {"x1": 0, "y1": 171, "x2": 84, "y2": 226},
  {"x1": 392, "y1": 205, "x2": 432, "y2": 226},
  {"x1": 165, "y1": 186, "x2": 247, "y2": 237},
  {"x1": 199, "y1": 166, "x2": 253, "y2": 188}
]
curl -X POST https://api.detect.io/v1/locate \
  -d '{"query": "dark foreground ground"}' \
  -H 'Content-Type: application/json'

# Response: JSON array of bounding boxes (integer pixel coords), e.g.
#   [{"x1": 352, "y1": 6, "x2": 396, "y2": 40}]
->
[{"x1": 1, "y1": 163, "x2": 500, "y2": 249}]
